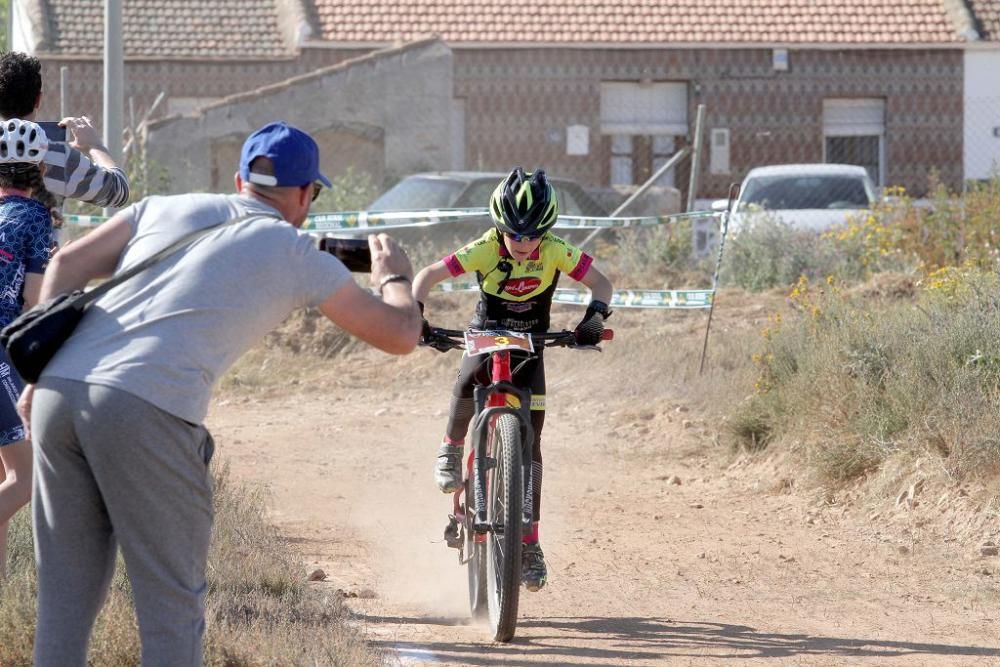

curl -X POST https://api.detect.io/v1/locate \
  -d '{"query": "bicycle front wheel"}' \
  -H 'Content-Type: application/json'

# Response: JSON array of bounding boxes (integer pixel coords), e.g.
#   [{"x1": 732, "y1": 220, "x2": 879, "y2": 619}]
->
[
  {"x1": 466, "y1": 475, "x2": 488, "y2": 620},
  {"x1": 486, "y1": 413, "x2": 523, "y2": 642}
]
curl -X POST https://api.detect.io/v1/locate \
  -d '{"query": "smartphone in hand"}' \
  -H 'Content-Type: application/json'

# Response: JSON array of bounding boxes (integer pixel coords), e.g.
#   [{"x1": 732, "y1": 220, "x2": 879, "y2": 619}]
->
[
  {"x1": 35, "y1": 121, "x2": 67, "y2": 143},
  {"x1": 318, "y1": 236, "x2": 372, "y2": 273}
]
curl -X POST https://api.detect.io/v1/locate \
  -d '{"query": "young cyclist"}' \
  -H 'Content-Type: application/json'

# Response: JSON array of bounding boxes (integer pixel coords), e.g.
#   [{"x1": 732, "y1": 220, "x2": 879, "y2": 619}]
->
[
  {"x1": 0, "y1": 119, "x2": 53, "y2": 578},
  {"x1": 412, "y1": 167, "x2": 613, "y2": 591}
]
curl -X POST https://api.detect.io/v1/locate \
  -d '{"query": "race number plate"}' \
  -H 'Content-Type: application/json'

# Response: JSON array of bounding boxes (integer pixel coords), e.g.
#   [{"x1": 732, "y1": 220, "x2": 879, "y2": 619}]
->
[{"x1": 463, "y1": 329, "x2": 534, "y2": 356}]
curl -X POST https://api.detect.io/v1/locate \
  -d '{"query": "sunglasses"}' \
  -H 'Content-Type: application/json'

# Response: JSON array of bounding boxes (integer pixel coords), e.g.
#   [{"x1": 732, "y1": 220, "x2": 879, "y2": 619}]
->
[
  {"x1": 305, "y1": 182, "x2": 322, "y2": 202},
  {"x1": 504, "y1": 231, "x2": 544, "y2": 243}
]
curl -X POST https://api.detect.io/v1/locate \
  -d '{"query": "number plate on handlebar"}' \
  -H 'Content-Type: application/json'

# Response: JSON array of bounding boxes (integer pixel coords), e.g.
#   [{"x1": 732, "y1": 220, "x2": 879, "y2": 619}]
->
[{"x1": 463, "y1": 329, "x2": 534, "y2": 356}]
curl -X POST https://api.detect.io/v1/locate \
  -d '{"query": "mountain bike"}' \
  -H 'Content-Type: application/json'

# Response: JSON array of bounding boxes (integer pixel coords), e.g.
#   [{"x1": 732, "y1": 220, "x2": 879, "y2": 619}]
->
[{"x1": 422, "y1": 325, "x2": 613, "y2": 642}]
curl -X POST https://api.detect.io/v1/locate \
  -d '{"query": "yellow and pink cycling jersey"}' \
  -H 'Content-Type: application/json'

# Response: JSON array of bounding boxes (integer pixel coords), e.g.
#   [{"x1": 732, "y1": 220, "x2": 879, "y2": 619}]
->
[{"x1": 443, "y1": 229, "x2": 593, "y2": 332}]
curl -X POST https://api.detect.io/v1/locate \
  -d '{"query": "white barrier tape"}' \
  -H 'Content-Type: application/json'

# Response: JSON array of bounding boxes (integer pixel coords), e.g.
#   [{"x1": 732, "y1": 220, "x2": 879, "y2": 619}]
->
[
  {"x1": 435, "y1": 281, "x2": 714, "y2": 309},
  {"x1": 64, "y1": 214, "x2": 105, "y2": 227},
  {"x1": 305, "y1": 209, "x2": 486, "y2": 232},
  {"x1": 307, "y1": 209, "x2": 716, "y2": 234},
  {"x1": 68, "y1": 209, "x2": 718, "y2": 233},
  {"x1": 555, "y1": 210, "x2": 717, "y2": 229}
]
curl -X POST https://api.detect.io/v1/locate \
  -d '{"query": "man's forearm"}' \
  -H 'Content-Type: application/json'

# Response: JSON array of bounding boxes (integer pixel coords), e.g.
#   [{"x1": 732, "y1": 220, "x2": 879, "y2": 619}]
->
[
  {"x1": 86, "y1": 145, "x2": 117, "y2": 171},
  {"x1": 380, "y1": 281, "x2": 422, "y2": 337},
  {"x1": 38, "y1": 254, "x2": 93, "y2": 302},
  {"x1": 37, "y1": 218, "x2": 132, "y2": 302},
  {"x1": 43, "y1": 144, "x2": 131, "y2": 208}
]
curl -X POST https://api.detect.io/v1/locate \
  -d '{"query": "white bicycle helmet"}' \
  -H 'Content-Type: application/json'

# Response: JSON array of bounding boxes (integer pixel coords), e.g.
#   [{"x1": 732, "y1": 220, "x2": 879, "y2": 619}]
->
[{"x1": 0, "y1": 118, "x2": 49, "y2": 164}]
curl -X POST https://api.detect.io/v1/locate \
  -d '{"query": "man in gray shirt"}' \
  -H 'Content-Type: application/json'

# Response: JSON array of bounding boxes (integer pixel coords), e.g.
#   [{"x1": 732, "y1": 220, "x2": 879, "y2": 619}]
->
[{"x1": 20, "y1": 121, "x2": 422, "y2": 666}]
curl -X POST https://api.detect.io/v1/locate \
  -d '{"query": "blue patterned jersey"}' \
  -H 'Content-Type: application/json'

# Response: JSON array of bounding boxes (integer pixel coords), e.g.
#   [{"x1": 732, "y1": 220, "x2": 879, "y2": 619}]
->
[{"x1": 0, "y1": 196, "x2": 52, "y2": 328}]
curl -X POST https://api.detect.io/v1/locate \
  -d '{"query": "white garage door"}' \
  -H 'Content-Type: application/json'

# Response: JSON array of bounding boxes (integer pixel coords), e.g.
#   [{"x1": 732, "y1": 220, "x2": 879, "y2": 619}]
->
[
  {"x1": 823, "y1": 98, "x2": 886, "y2": 186},
  {"x1": 600, "y1": 82, "x2": 689, "y2": 135}
]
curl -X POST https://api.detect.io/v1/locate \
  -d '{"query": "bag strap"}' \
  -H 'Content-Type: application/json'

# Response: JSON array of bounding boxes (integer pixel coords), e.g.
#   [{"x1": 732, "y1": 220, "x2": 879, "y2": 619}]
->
[{"x1": 79, "y1": 213, "x2": 268, "y2": 307}]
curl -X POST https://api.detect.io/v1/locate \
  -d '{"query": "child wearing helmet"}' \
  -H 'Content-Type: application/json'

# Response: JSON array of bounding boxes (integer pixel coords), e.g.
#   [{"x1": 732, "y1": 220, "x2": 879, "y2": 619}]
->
[
  {"x1": 0, "y1": 119, "x2": 53, "y2": 578},
  {"x1": 412, "y1": 167, "x2": 613, "y2": 592}
]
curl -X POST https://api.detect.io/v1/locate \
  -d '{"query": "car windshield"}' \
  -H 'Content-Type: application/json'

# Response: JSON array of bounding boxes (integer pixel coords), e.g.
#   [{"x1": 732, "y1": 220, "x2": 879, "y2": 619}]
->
[
  {"x1": 368, "y1": 177, "x2": 467, "y2": 211},
  {"x1": 455, "y1": 180, "x2": 499, "y2": 209},
  {"x1": 740, "y1": 175, "x2": 873, "y2": 210}
]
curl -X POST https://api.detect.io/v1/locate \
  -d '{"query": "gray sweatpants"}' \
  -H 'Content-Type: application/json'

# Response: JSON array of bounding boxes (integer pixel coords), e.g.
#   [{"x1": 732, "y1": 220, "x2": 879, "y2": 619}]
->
[{"x1": 31, "y1": 377, "x2": 215, "y2": 667}]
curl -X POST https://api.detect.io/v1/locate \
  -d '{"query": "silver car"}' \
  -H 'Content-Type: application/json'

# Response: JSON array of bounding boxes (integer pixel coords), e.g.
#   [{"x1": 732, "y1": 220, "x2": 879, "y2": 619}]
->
[
  {"x1": 714, "y1": 164, "x2": 877, "y2": 233},
  {"x1": 369, "y1": 171, "x2": 608, "y2": 217}
]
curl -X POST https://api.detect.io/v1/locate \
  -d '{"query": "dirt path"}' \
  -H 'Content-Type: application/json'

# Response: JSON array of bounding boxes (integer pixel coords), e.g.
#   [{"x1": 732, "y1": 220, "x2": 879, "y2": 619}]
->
[{"x1": 208, "y1": 305, "x2": 1000, "y2": 666}]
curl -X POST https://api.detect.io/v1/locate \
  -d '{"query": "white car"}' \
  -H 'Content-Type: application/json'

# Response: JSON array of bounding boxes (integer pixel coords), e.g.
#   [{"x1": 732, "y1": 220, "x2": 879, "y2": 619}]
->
[{"x1": 713, "y1": 164, "x2": 877, "y2": 234}]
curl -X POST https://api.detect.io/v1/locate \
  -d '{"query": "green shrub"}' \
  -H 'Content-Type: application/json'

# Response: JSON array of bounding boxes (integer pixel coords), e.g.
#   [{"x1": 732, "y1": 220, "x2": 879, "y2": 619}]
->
[
  {"x1": 312, "y1": 168, "x2": 379, "y2": 214},
  {"x1": 594, "y1": 220, "x2": 713, "y2": 288},
  {"x1": 721, "y1": 214, "x2": 917, "y2": 292}
]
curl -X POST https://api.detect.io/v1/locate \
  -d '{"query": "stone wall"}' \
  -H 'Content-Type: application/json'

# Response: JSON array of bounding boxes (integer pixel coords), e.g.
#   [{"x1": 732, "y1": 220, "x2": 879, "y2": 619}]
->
[{"x1": 143, "y1": 40, "x2": 453, "y2": 195}]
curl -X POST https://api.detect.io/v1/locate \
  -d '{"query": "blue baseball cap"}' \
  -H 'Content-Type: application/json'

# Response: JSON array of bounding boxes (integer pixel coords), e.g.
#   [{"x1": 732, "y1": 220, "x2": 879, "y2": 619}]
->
[{"x1": 239, "y1": 121, "x2": 332, "y2": 188}]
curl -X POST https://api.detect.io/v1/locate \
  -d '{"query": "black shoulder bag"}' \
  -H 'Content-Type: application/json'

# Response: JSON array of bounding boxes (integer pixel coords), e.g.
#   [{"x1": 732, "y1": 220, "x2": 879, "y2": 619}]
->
[{"x1": 0, "y1": 214, "x2": 256, "y2": 383}]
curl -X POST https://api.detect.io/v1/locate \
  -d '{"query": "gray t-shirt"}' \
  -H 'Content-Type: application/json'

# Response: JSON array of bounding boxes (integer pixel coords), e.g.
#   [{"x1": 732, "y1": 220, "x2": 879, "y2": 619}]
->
[{"x1": 43, "y1": 193, "x2": 352, "y2": 422}]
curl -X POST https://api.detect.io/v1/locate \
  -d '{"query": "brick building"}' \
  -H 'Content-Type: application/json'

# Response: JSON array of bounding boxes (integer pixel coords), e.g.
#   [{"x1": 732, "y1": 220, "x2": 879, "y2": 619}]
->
[{"x1": 12, "y1": 0, "x2": 1000, "y2": 199}]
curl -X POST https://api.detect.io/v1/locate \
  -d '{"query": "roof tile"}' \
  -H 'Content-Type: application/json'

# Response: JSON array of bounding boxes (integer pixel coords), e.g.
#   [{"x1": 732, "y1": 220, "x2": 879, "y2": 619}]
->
[
  {"x1": 46, "y1": 0, "x2": 289, "y2": 58},
  {"x1": 968, "y1": 0, "x2": 1000, "y2": 40},
  {"x1": 40, "y1": 0, "x2": 1000, "y2": 58},
  {"x1": 310, "y1": 0, "x2": 974, "y2": 44}
]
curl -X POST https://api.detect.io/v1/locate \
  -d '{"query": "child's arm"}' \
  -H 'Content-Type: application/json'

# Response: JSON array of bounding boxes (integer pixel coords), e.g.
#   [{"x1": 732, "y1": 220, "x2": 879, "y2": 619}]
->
[
  {"x1": 573, "y1": 263, "x2": 613, "y2": 344},
  {"x1": 413, "y1": 260, "x2": 455, "y2": 306},
  {"x1": 577, "y1": 263, "x2": 613, "y2": 304}
]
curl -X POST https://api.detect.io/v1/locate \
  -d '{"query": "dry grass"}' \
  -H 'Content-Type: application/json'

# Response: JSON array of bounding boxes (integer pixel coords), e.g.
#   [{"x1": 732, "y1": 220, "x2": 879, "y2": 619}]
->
[
  {"x1": 0, "y1": 462, "x2": 382, "y2": 666},
  {"x1": 726, "y1": 270, "x2": 1000, "y2": 484}
]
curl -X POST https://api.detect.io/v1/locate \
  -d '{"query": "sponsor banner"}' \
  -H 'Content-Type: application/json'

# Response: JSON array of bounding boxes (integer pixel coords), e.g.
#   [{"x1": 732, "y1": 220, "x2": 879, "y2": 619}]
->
[
  {"x1": 66, "y1": 209, "x2": 718, "y2": 233},
  {"x1": 435, "y1": 281, "x2": 714, "y2": 309},
  {"x1": 563, "y1": 288, "x2": 714, "y2": 309}
]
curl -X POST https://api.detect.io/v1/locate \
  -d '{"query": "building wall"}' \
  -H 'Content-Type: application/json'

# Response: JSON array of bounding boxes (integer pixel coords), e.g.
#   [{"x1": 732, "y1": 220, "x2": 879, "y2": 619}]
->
[
  {"x1": 34, "y1": 48, "x2": 366, "y2": 134},
  {"x1": 38, "y1": 44, "x2": 964, "y2": 201},
  {"x1": 964, "y1": 48, "x2": 1000, "y2": 181},
  {"x1": 143, "y1": 40, "x2": 453, "y2": 195},
  {"x1": 454, "y1": 47, "x2": 964, "y2": 199}
]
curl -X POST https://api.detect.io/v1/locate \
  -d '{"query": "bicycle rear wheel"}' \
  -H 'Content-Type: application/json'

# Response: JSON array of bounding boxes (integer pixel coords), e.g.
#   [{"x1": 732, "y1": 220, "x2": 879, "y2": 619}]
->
[
  {"x1": 465, "y1": 476, "x2": 488, "y2": 620},
  {"x1": 486, "y1": 413, "x2": 523, "y2": 642}
]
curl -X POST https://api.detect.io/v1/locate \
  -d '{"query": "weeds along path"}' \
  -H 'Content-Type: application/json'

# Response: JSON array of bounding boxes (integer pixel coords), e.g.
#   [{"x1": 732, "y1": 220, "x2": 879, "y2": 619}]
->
[{"x1": 209, "y1": 299, "x2": 999, "y2": 666}]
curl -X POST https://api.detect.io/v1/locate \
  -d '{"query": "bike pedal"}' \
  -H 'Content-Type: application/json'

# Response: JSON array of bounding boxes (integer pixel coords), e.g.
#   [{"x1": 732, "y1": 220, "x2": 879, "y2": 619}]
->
[{"x1": 444, "y1": 515, "x2": 463, "y2": 549}]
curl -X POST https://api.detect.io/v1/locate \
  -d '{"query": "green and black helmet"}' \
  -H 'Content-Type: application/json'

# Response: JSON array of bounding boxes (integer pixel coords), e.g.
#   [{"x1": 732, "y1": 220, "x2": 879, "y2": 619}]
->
[{"x1": 489, "y1": 167, "x2": 559, "y2": 239}]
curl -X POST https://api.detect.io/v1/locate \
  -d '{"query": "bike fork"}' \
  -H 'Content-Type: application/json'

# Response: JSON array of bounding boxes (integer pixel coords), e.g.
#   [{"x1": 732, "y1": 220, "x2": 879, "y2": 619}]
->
[
  {"x1": 521, "y1": 425, "x2": 534, "y2": 534},
  {"x1": 472, "y1": 385, "x2": 491, "y2": 534}
]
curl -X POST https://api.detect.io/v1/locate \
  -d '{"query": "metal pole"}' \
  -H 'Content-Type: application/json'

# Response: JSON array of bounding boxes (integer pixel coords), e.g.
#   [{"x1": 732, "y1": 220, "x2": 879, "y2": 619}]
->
[
  {"x1": 698, "y1": 182, "x2": 739, "y2": 375},
  {"x1": 103, "y1": 0, "x2": 123, "y2": 215},
  {"x1": 59, "y1": 66, "x2": 68, "y2": 119},
  {"x1": 124, "y1": 95, "x2": 135, "y2": 159},
  {"x1": 578, "y1": 146, "x2": 691, "y2": 250},
  {"x1": 686, "y1": 104, "x2": 706, "y2": 213},
  {"x1": 6, "y1": 0, "x2": 13, "y2": 51}
]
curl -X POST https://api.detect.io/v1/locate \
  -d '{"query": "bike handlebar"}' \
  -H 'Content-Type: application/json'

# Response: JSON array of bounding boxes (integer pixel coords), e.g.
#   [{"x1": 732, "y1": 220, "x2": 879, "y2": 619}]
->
[{"x1": 421, "y1": 327, "x2": 613, "y2": 352}]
